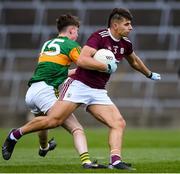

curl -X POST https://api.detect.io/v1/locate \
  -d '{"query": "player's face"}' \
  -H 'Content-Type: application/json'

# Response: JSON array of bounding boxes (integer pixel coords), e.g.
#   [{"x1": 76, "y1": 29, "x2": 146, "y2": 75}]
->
[
  {"x1": 70, "y1": 26, "x2": 79, "y2": 41},
  {"x1": 115, "y1": 18, "x2": 133, "y2": 37}
]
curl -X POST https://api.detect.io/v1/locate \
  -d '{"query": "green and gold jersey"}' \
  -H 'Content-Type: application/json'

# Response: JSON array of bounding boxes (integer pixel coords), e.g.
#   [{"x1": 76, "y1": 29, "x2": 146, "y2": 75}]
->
[{"x1": 28, "y1": 36, "x2": 81, "y2": 89}]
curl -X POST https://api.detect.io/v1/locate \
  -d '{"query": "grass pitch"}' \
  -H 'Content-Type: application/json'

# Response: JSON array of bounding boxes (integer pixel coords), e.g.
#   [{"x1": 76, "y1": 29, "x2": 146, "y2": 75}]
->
[{"x1": 0, "y1": 128, "x2": 180, "y2": 173}]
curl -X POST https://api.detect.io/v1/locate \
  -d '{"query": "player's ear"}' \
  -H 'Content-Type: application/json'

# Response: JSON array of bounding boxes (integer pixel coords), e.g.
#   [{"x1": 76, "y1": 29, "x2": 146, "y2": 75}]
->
[
  {"x1": 69, "y1": 27, "x2": 74, "y2": 35},
  {"x1": 68, "y1": 28, "x2": 72, "y2": 35},
  {"x1": 69, "y1": 29, "x2": 73, "y2": 34},
  {"x1": 113, "y1": 22, "x2": 118, "y2": 30}
]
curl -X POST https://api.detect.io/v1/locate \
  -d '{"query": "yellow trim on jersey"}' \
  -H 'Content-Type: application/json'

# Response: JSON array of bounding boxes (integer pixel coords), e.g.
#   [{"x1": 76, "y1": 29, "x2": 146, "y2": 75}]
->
[
  {"x1": 38, "y1": 53, "x2": 71, "y2": 65},
  {"x1": 69, "y1": 47, "x2": 81, "y2": 63}
]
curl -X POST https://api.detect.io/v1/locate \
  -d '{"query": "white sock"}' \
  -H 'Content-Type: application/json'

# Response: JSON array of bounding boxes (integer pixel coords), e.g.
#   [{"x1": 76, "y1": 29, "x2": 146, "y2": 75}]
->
[{"x1": 40, "y1": 143, "x2": 49, "y2": 150}]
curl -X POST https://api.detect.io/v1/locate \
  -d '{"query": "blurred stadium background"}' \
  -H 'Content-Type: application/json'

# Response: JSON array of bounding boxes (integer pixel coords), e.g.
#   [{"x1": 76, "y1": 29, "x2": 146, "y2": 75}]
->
[{"x1": 0, "y1": 0, "x2": 179, "y2": 128}]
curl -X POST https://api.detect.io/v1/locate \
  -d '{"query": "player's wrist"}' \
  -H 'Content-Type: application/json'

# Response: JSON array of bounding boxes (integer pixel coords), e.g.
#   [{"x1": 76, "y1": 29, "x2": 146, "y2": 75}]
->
[
  {"x1": 106, "y1": 62, "x2": 117, "y2": 74},
  {"x1": 147, "y1": 72, "x2": 152, "y2": 78},
  {"x1": 106, "y1": 64, "x2": 112, "y2": 73},
  {"x1": 99, "y1": 62, "x2": 108, "y2": 72},
  {"x1": 147, "y1": 72, "x2": 161, "y2": 80}
]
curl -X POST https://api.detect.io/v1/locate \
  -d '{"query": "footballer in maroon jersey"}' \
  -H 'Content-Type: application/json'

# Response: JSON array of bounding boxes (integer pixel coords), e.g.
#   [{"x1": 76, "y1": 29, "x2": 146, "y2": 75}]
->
[
  {"x1": 73, "y1": 28, "x2": 133, "y2": 89},
  {"x1": 70, "y1": 8, "x2": 160, "y2": 170},
  {"x1": 2, "y1": 8, "x2": 161, "y2": 170}
]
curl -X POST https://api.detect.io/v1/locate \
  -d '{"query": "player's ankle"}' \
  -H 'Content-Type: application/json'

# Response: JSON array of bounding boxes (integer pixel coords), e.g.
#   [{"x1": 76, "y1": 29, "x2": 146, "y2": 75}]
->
[
  {"x1": 40, "y1": 143, "x2": 50, "y2": 150},
  {"x1": 110, "y1": 154, "x2": 122, "y2": 165},
  {"x1": 80, "y1": 152, "x2": 91, "y2": 164},
  {"x1": 10, "y1": 129, "x2": 23, "y2": 141},
  {"x1": 82, "y1": 160, "x2": 91, "y2": 164}
]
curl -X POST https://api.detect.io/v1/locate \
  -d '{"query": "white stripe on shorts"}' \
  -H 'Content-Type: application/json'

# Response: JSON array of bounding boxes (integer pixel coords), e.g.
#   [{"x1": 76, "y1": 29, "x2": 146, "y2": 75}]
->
[{"x1": 60, "y1": 78, "x2": 74, "y2": 100}]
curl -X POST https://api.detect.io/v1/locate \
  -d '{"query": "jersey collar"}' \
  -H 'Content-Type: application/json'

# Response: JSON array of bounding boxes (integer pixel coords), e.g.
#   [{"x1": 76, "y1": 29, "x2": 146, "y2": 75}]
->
[
  {"x1": 57, "y1": 35, "x2": 68, "y2": 40},
  {"x1": 108, "y1": 28, "x2": 120, "y2": 42}
]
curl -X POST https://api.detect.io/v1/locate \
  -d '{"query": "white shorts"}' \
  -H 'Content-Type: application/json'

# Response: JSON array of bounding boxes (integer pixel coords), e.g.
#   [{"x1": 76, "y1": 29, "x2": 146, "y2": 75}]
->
[
  {"x1": 60, "y1": 78, "x2": 113, "y2": 106},
  {"x1": 25, "y1": 81, "x2": 58, "y2": 115}
]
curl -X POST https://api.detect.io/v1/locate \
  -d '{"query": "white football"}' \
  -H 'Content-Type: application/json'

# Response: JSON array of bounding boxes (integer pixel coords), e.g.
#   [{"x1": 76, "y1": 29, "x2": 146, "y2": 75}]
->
[{"x1": 93, "y1": 49, "x2": 115, "y2": 65}]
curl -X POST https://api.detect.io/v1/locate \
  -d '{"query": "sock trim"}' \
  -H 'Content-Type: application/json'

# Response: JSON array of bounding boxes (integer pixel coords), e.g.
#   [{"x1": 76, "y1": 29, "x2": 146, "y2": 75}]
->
[
  {"x1": 40, "y1": 143, "x2": 49, "y2": 150},
  {"x1": 112, "y1": 160, "x2": 121, "y2": 165},
  {"x1": 80, "y1": 152, "x2": 91, "y2": 164},
  {"x1": 10, "y1": 133, "x2": 17, "y2": 141},
  {"x1": 19, "y1": 128, "x2": 23, "y2": 135}
]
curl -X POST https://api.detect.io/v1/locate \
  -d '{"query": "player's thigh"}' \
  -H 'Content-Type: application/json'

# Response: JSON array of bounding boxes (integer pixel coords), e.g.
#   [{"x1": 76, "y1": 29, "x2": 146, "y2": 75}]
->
[
  {"x1": 87, "y1": 104, "x2": 125, "y2": 128},
  {"x1": 62, "y1": 113, "x2": 83, "y2": 133},
  {"x1": 47, "y1": 100, "x2": 80, "y2": 125}
]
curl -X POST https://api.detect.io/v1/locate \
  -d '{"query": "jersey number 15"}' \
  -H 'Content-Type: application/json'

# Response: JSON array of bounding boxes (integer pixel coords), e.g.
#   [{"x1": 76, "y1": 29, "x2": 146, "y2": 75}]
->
[{"x1": 41, "y1": 38, "x2": 64, "y2": 56}]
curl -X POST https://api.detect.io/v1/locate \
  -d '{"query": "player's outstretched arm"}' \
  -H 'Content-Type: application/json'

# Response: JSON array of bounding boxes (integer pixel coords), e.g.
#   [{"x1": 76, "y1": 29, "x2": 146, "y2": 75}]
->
[{"x1": 125, "y1": 51, "x2": 161, "y2": 80}]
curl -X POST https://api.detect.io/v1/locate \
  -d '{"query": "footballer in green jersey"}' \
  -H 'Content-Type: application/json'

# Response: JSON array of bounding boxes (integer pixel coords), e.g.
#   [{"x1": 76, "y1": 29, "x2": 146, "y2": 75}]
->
[
  {"x1": 3, "y1": 14, "x2": 107, "y2": 168},
  {"x1": 28, "y1": 36, "x2": 81, "y2": 89}
]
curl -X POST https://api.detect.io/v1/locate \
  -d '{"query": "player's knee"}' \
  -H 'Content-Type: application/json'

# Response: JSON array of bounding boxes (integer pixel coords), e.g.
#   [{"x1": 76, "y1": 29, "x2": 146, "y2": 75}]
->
[
  {"x1": 47, "y1": 117, "x2": 62, "y2": 128},
  {"x1": 120, "y1": 118, "x2": 126, "y2": 129},
  {"x1": 114, "y1": 117, "x2": 126, "y2": 130}
]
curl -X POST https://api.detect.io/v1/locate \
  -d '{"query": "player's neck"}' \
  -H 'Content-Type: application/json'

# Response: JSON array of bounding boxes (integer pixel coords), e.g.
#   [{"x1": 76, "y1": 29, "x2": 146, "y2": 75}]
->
[
  {"x1": 58, "y1": 32, "x2": 70, "y2": 39},
  {"x1": 108, "y1": 28, "x2": 121, "y2": 41}
]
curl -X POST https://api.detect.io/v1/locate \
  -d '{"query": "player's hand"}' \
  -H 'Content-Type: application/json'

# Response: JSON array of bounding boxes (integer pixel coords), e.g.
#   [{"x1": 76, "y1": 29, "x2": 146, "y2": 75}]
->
[
  {"x1": 106, "y1": 61, "x2": 117, "y2": 74},
  {"x1": 148, "y1": 72, "x2": 161, "y2": 80}
]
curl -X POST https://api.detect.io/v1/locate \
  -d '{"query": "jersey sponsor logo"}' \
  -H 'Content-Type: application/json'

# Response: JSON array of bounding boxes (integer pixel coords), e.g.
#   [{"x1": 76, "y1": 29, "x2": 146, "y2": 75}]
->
[
  {"x1": 99, "y1": 30, "x2": 109, "y2": 38},
  {"x1": 120, "y1": 47, "x2": 124, "y2": 54},
  {"x1": 113, "y1": 45, "x2": 118, "y2": 54}
]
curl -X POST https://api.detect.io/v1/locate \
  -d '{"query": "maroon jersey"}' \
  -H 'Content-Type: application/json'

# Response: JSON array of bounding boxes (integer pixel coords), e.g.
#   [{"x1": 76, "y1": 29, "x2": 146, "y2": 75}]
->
[{"x1": 72, "y1": 28, "x2": 133, "y2": 89}]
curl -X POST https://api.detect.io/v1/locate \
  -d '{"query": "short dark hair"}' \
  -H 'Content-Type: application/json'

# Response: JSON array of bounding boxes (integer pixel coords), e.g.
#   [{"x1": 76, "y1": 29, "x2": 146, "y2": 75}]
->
[
  {"x1": 56, "y1": 14, "x2": 80, "y2": 32},
  {"x1": 108, "y1": 8, "x2": 133, "y2": 27}
]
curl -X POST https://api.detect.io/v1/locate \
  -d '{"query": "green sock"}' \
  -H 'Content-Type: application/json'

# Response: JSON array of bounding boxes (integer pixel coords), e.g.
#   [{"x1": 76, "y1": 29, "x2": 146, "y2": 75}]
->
[{"x1": 80, "y1": 152, "x2": 91, "y2": 164}]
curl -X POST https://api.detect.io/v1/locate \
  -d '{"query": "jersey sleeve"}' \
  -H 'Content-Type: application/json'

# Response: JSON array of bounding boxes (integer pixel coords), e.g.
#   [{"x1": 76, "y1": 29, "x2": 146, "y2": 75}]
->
[
  {"x1": 69, "y1": 46, "x2": 81, "y2": 63},
  {"x1": 85, "y1": 32, "x2": 102, "y2": 50},
  {"x1": 68, "y1": 41, "x2": 81, "y2": 63}
]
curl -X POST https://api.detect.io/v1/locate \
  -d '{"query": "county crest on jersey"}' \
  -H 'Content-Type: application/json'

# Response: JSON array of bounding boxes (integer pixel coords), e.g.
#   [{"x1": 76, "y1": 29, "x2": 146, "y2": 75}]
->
[{"x1": 73, "y1": 28, "x2": 133, "y2": 89}]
